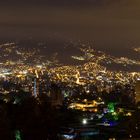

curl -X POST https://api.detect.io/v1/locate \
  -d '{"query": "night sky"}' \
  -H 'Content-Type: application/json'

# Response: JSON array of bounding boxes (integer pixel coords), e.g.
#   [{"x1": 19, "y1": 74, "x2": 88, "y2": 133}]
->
[{"x1": 0, "y1": 0, "x2": 140, "y2": 58}]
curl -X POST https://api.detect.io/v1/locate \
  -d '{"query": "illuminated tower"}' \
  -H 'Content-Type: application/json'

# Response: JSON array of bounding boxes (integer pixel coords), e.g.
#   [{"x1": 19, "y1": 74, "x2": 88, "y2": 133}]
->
[
  {"x1": 76, "y1": 71, "x2": 80, "y2": 84},
  {"x1": 33, "y1": 78, "x2": 39, "y2": 97},
  {"x1": 135, "y1": 80, "x2": 140, "y2": 103},
  {"x1": 33, "y1": 78, "x2": 37, "y2": 97},
  {"x1": 31, "y1": 69, "x2": 39, "y2": 97}
]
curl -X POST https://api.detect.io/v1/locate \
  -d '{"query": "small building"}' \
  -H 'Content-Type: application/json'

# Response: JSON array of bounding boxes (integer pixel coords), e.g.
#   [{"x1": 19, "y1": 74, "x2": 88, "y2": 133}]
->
[{"x1": 135, "y1": 80, "x2": 140, "y2": 103}]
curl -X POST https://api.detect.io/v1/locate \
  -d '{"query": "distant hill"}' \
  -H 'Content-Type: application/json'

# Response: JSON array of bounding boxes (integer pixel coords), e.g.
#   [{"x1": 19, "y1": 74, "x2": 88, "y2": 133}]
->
[{"x1": 0, "y1": 38, "x2": 140, "y2": 72}]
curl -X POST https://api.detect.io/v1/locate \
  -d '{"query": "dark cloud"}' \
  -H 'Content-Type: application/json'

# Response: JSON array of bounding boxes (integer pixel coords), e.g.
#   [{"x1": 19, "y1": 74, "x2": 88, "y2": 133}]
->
[
  {"x1": 0, "y1": 0, "x2": 123, "y2": 6},
  {"x1": 0, "y1": 0, "x2": 140, "y2": 58}
]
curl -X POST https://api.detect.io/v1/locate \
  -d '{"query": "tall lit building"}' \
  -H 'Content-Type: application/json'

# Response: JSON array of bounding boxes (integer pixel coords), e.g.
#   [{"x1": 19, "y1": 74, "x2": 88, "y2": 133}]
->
[{"x1": 33, "y1": 78, "x2": 39, "y2": 97}]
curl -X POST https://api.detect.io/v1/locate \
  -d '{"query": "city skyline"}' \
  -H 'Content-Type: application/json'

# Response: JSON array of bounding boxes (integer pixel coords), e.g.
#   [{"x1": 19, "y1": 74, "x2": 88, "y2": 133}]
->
[{"x1": 0, "y1": 1, "x2": 140, "y2": 139}]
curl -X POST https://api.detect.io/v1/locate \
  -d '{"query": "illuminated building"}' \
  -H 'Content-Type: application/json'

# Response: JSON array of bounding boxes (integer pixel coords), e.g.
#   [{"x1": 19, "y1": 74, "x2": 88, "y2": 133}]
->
[{"x1": 33, "y1": 78, "x2": 39, "y2": 97}]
